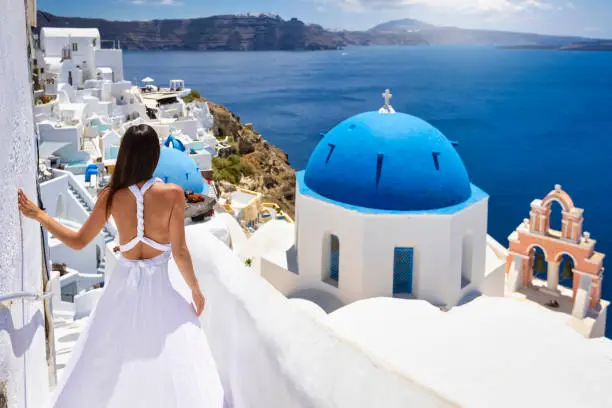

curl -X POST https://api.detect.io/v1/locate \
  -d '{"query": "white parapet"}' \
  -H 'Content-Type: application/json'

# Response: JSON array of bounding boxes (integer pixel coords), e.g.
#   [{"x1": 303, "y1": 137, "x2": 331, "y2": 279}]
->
[{"x1": 185, "y1": 230, "x2": 457, "y2": 408}]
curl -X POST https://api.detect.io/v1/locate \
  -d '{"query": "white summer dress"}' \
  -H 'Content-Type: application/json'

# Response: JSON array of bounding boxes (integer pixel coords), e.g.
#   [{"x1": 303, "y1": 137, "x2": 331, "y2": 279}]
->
[{"x1": 48, "y1": 178, "x2": 224, "y2": 408}]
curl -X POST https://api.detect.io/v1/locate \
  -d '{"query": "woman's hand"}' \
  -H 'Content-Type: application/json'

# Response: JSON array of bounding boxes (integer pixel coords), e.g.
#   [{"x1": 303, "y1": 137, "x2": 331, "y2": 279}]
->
[
  {"x1": 18, "y1": 189, "x2": 42, "y2": 221},
  {"x1": 192, "y1": 288, "x2": 206, "y2": 316}
]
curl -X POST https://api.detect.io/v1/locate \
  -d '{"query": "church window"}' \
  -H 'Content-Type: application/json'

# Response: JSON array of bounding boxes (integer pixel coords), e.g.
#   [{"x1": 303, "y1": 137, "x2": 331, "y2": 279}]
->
[
  {"x1": 461, "y1": 233, "x2": 473, "y2": 288},
  {"x1": 324, "y1": 234, "x2": 340, "y2": 287},
  {"x1": 393, "y1": 247, "x2": 413, "y2": 294}
]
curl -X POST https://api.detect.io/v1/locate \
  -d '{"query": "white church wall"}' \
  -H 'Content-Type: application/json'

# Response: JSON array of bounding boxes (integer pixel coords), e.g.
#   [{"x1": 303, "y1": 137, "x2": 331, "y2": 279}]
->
[
  {"x1": 185, "y1": 230, "x2": 457, "y2": 408},
  {"x1": 481, "y1": 235, "x2": 507, "y2": 298},
  {"x1": 296, "y1": 188, "x2": 488, "y2": 308},
  {"x1": 361, "y1": 213, "x2": 453, "y2": 305},
  {"x1": 0, "y1": 0, "x2": 50, "y2": 405},
  {"x1": 296, "y1": 191, "x2": 367, "y2": 305},
  {"x1": 449, "y1": 196, "x2": 489, "y2": 305}
]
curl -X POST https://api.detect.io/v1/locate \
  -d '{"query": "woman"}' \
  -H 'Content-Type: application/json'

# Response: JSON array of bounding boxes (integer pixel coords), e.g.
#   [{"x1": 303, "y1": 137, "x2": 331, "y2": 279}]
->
[{"x1": 18, "y1": 124, "x2": 223, "y2": 407}]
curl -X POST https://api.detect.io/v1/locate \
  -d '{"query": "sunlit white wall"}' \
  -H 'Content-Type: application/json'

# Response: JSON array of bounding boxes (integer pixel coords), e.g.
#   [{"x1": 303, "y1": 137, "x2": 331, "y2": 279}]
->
[{"x1": 0, "y1": 0, "x2": 49, "y2": 406}]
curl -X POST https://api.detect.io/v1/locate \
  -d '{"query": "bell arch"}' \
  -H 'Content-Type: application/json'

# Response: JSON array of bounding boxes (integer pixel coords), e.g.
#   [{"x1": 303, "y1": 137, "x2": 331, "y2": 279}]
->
[
  {"x1": 507, "y1": 185, "x2": 605, "y2": 317},
  {"x1": 529, "y1": 185, "x2": 583, "y2": 241}
]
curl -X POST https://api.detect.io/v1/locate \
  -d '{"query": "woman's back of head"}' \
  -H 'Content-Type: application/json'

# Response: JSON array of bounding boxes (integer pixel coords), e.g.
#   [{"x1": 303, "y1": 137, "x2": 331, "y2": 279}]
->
[{"x1": 105, "y1": 124, "x2": 160, "y2": 216}]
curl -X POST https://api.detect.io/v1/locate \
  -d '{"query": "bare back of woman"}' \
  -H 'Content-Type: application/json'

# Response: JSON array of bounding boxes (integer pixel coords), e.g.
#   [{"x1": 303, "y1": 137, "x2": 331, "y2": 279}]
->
[{"x1": 112, "y1": 181, "x2": 175, "y2": 261}]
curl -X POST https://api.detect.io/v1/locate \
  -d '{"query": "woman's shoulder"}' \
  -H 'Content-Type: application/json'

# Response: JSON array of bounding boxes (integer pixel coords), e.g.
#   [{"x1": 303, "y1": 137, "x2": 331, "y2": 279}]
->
[{"x1": 154, "y1": 182, "x2": 184, "y2": 199}]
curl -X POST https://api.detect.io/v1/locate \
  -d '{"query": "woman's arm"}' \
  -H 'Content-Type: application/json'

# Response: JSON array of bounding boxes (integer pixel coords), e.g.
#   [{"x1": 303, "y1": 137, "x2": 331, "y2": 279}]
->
[
  {"x1": 168, "y1": 186, "x2": 205, "y2": 316},
  {"x1": 18, "y1": 188, "x2": 110, "y2": 251}
]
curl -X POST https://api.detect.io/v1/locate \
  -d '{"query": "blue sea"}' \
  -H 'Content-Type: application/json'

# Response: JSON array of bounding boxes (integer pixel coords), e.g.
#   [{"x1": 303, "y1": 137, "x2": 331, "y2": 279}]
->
[{"x1": 124, "y1": 46, "x2": 612, "y2": 336}]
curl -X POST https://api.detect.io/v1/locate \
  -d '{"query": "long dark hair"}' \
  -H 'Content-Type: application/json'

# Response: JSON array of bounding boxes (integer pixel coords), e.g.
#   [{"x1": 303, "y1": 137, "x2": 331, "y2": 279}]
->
[{"x1": 105, "y1": 124, "x2": 160, "y2": 216}]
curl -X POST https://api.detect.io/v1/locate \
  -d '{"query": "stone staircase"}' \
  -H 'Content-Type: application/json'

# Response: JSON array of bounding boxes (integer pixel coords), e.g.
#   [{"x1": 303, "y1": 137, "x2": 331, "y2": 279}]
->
[
  {"x1": 83, "y1": 137, "x2": 101, "y2": 160},
  {"x1": 67, "y1": 183, "x2": 114, "y2": 244}
]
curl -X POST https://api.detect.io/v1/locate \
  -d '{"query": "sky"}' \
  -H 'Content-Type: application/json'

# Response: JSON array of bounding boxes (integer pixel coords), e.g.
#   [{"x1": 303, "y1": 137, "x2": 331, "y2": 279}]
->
[{"x1": 38, "y1": 0, "x2": 612, "y2": 38}]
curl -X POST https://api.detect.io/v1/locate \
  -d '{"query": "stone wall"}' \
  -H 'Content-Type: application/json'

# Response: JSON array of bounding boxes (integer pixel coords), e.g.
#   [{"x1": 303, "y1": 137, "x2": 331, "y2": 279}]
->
[{"x1": 0, "y1": 0, "x2": 49, "y2": 406}]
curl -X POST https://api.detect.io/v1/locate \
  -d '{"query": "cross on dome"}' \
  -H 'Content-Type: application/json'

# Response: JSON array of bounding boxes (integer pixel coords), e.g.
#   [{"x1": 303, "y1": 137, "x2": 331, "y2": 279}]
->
[
  {"x1": 383, "y1": 89, "x2": 392, "y2": 105},
  {"x1": 378, "y1": 89, "x2": 396, "y2": 114}
]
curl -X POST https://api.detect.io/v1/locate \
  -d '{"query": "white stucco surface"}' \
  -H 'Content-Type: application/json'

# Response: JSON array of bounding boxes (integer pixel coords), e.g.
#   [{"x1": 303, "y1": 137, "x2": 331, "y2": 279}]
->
[
  {"x1": 294, "y1": 187, "x2": 489, "y2": 307},
  {"x1": 0, "y1": 1, "x2": 49, "y2": 406},
  {"x1": 326, "y1": 296, "x2": 612, "y2": 408},
  {"x1": 185, "y1": 230, "x2": 457, "y2": 408},
  {"x1": 240, "y1": 220, "x2": 295, "y2": 261}
]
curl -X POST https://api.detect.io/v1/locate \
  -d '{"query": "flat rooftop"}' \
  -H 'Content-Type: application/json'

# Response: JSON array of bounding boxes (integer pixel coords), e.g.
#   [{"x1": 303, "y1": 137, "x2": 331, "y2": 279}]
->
[{"x1": 325, "y1": 296, "x2": 612, "y2": 408}]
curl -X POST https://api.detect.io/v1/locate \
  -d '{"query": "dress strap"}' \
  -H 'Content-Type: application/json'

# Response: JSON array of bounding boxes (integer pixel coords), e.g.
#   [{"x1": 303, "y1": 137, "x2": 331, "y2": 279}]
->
[
  {"x1": 119, "y1": 177, "x2": 171, "y2": 254},
  {"x1": 141, "y1": 177, "x2": 161, "y2": 194}
]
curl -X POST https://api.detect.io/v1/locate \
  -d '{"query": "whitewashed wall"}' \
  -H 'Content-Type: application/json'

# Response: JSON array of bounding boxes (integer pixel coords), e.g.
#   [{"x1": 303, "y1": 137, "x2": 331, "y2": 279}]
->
[
  {"x1": 0, "y1": 1, "x2": 50, "y2": 406},
  {"x1": 95, "y1": 49, "x2": 124, "y2": 82},
  {"x1": 40, "y1": 174, "x2": 107, "y2": 276},
  {"x1": 185, "y1": 230, "x2": 458, "y2": 408},
  {"x1": 295, "y1": 188, "x2": 489, "y2": 308}
]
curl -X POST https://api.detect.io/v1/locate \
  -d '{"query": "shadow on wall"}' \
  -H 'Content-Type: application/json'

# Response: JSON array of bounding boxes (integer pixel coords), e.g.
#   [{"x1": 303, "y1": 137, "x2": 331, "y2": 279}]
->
[
  {"x1": 0, "y1": 305, "x2": 45, "y2": 358},
  {"x1": 457, "y1": 290, "x2": 482, "y2": 307},
  {"x1": 288, "y1": 288, "x2": 345, "y2": 313}
]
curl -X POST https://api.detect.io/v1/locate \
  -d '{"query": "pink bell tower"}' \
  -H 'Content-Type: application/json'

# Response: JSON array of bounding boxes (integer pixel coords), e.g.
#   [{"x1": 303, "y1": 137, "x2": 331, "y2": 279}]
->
[{"x1": 505, "y1": 185, "x2": 605, "y2": 318}]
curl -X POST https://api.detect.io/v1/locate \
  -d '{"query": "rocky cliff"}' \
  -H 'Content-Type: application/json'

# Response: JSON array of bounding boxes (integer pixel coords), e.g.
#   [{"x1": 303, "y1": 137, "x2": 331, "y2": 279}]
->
[
  {"x1": 207, "y1": 101, "x2": 296, "y2": 217},
  {"x1": 37, "y1": 11, "x2": 597, "y2": 50},
  {"x1": 36, "y1": 11, "x2": 347, "y2": 51}
]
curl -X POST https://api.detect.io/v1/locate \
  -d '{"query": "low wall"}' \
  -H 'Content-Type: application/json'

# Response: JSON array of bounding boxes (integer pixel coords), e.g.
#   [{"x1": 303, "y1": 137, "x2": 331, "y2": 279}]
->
[{"x1": 186, "y1": 230, "x2": 458, "y2": 408}]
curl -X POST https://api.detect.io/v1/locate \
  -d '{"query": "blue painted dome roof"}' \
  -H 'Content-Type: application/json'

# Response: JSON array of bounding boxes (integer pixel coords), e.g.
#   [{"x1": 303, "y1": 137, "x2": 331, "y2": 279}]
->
[
  {"x1": 154, "y1": 147, "x2": 207, "y2": 194},
  {"x1": 304, "y1": 111, "x2": 471, "y2": 211}
]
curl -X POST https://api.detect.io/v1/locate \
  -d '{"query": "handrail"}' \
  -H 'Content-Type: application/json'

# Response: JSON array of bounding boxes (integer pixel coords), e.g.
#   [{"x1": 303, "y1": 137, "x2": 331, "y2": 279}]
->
[{"x1": 0, "y1": 291, "x2": 53, "y2": 304}]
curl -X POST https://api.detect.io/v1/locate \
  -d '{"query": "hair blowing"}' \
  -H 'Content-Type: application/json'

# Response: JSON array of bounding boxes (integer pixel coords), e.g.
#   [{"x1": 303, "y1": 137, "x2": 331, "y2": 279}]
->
[{"x1": 105, "y1": 124, "x2": 160, "y2": 216}]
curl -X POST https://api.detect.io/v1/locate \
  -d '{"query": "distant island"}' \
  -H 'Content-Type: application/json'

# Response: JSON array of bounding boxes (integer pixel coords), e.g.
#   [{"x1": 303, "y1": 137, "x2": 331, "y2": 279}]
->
[
  {"x1": 36, "y1": 12, "x2": 608, "y2": 51},
  {"x1": 498, "y1": 39, "x2": 612, "y2": 52}
]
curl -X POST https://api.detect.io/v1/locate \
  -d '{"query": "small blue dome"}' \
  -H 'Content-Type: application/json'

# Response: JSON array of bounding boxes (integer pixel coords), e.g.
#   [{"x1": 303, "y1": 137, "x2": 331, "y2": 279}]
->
[
  {"x1": 304, "y1": 111, "x2": 471, "y2": 211},
  {"x1": 154, "y1": 147, "x2": 206, "y2": 194}
]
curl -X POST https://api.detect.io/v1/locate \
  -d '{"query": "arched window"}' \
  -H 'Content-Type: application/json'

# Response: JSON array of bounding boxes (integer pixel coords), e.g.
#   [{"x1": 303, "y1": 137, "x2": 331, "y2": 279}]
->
[
  {"x1": 461, "y1": 233, "x2": 473, "y2": 288},
  {"x1": 531, "y1": 246, "x2": 548, "y2": 282},
  {"x1": 549, "y1": 200, "x2": 563, "y2": 232},
  {"x1": 558, "y1": 254, "x2": 575, "y2": 288},
  {"x1": 393, "y1": 247, "x2": 414, "y2": 295},
  {"x1": 323, "y1": 234, "x2": 339, "y2": 287}
]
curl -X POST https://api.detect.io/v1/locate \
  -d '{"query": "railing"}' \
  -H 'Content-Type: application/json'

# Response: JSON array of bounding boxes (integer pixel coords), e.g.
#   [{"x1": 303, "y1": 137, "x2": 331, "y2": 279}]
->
[
  {"x1": 0, "y1": 291, "x2": 53, "y2": 304},
  {"x1": 100, "y1": 39, "x2": 121, "y2": 50}
]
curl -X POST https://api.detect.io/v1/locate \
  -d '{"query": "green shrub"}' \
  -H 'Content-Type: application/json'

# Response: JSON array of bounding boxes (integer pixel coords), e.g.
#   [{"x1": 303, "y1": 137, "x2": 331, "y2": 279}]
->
[
  {"x1": 182, "y1": 89, "x2": 203, "y2": 103},
  {"x1": 212, "y1": 154, "x2": 254, "y2": 184}
]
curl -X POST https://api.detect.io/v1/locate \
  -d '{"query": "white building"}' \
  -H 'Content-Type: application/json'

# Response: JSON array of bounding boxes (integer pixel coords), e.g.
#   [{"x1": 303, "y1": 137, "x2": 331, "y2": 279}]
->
[
  {"x1": 39, "y1": 28, "x2": 100, "y2": 90},
  {"x1": 260, "y1": 94, "x2": 505, "y2": 311}
]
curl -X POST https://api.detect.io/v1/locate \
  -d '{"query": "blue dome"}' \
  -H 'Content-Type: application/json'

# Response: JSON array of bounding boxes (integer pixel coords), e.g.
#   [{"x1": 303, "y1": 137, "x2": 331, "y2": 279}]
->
[
  {"x1": 154, "y1": 147, "x2": 206, "y2": 194},
  {"x1": 304, "y1": 111, "x2": 471, "y2": 211}
]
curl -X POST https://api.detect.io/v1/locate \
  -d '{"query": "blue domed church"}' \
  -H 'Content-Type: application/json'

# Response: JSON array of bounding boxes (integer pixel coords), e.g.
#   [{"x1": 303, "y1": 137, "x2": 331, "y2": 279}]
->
[{"x1": 281, "y1": 90, "x2": 494, "y2": 308}]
